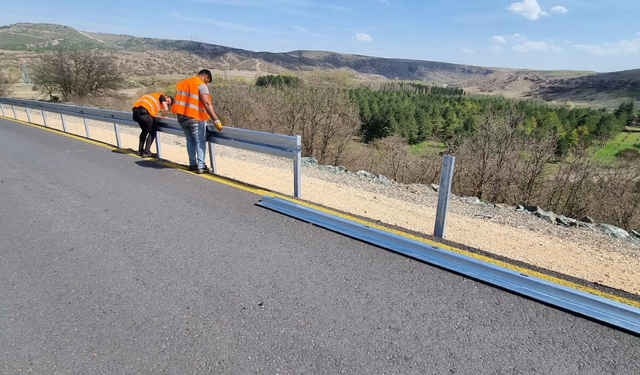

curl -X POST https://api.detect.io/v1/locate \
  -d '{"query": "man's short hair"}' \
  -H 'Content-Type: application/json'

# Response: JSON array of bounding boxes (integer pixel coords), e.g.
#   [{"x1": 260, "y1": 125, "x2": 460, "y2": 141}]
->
[{"x1": 198, "y1": 69, "x2": 213, "y2": 82}]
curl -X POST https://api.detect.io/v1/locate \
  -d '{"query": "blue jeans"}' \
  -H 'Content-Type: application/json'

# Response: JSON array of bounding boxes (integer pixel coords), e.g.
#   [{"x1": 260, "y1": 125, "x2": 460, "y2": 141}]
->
[{"x1": 180, "y1": 120, "x2": 207, "y2": 168}]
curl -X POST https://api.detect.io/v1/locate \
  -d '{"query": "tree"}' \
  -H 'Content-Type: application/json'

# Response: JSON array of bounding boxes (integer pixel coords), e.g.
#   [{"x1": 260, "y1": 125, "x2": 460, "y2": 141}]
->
[
  {"x1": 0, "y1": 73, "x2": 14, "y2": 97},
  {"x1": 615, "y1": 101, "x2": 635, "y2": 127},
  {"x1": 32, "y1": 51, "x2": 125, "y2": 101},
  {"x1": 374, "y1": 136, "x2": 410, "y2": 181}
]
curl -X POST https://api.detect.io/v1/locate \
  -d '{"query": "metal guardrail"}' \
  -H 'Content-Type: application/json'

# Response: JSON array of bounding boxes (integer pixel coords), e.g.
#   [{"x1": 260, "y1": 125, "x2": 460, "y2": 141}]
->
[
  {"x1": 258, "y1": 196, "x2": 640, "y2": 335},
  {"x1": 0, "y1": 97, "x2": 303, "y2": 197}
]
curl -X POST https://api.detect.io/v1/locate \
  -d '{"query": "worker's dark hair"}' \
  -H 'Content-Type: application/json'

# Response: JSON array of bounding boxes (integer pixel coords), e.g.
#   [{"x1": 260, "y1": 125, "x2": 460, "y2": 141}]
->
[
  {"x1": 166, "y1": 95, "x2": 174, "y2": 105},
  {"x1": 198, "y1": 69, "x2": 213, "y2": 82}
]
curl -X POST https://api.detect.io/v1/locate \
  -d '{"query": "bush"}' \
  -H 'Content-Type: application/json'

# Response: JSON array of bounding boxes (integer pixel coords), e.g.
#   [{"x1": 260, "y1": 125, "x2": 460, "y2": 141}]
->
[
  {"x1": 32, "y1": 51, "x2": 126, "y2": 101},
  {"x1": 616, "y1": 148, "x2": 640, "y2": 161},
  {"x1": 212, "y1": 81, "x2": 360, "y2": 165},
  {"x1": 0, "y1": 72, "x2": 15, "y2": 96},
  {"x1": 256, "y1": 74, "x2": 300, "y2": 89}
]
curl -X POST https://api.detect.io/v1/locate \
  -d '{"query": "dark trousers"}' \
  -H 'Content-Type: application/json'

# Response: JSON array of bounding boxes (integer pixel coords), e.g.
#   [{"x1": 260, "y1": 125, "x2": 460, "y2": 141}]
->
[{"x1": 132, "y1": 107, "x2": 158, "y2": 152}]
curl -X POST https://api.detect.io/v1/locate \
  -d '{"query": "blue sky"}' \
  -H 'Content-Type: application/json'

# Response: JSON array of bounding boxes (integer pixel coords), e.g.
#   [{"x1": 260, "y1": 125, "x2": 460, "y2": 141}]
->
[{"x1": 2, "y1": 0, "x2": 639, "y2": 72}]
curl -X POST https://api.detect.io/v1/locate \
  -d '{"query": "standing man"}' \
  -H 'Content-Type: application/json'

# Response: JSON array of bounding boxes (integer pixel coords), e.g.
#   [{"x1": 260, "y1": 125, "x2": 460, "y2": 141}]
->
[
  {"x1": 171, "y1": 69, "x2": 223, "y2": 174},
  {"x1": 132, "y1": 92, "x2": 173, "y2": 157}
]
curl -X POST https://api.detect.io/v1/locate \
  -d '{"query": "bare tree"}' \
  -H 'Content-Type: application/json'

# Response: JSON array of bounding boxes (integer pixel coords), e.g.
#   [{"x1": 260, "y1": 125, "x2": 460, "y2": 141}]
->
[
  {"x1": 592, "y1": 160, "x2": 640, "y2": 230},
  {"x1": 513, "y1": 135, "x2": 557, "y2": 205},
  {"x1": 272, "y1": 85, "x2": 360, "y2": 164},
  {"x1": 210, "y1": 80, "x2": 360, "y2": 165},
  {"x1": 32, "y1": 51, "x2": 125, "y2": 101},
  {"x1": 374, "y1": 136, "x2": 410, "y2": 181},
  {"x1": 450, "y1": 106, "x2": 523, "y2": 200},
  {"x1": 544, "y1": 143, "x2": 597, "y2": 218},
  {"x1": 405, "y1": 149, "x2": 442, "y2": 185},
  {"x1": 0, "y1": 73, "x2": 14, "y2": 97}
]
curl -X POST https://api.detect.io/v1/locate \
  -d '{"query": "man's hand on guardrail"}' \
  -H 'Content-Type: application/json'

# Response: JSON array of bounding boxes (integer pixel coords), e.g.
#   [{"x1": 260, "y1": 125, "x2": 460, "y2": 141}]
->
[{"x1": 212, "y1": 119, "x2": 222, "y2": 131}]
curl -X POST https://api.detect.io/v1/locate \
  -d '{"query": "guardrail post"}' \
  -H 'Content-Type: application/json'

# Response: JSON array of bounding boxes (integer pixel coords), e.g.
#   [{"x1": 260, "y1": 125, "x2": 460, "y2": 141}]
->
[
  {"x1": 25, "y1": 108, "x2": 32, "y2": 123},
  {"x1": 113, "y1": 123, "x2": 122, "y2": 148},
  {"x1": 60, "y1": 114, "x2": 68, "y2": 132},
  {"x1": 155, "y1": 132, "x2": 163, "y2": 158},
  {"x1": 208, "y1": 141, "x2": 217, "y2": 174},
  {"x1": 11, "y1": 105, "x2": 17, "y2": 119},
  {"x1": 1, "y1": 103, "x2": 5, "y2": 117},
  {"x1": 294, "y1": 136, "x2": 302, "y2": 198},
  {"x1": 83, "y1": 118, "x2": 91, "y2": 138},
  {"x1": 434, "y1": 155, "x2": 455, "y2": 238},
  {"x1": 41, "y1": 110, "x2": 48, "y2": 127}
]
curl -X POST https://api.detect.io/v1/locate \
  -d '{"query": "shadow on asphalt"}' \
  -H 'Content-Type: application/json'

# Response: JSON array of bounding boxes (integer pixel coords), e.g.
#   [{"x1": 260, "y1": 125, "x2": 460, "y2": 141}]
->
[{"x1": 135, "y1": 160, "x2": 171, "y2": 169}]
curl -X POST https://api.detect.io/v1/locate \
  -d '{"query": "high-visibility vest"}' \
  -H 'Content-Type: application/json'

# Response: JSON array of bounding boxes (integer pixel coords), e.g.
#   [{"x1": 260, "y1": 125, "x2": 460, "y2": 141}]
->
[
  {"x1": 133, "y1": 92, "x2": 165, "y2": 117},
  {"x1": 171, "y1": 76, "x2": 210, "y2": 121}
]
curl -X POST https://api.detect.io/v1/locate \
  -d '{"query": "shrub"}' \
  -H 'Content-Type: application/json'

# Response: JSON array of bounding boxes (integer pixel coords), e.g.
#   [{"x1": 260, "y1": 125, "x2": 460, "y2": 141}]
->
[
  {"x1": 616, "y1": 148, "x2": 640, "y2": 161},
  {"x1": 32, "y1": 51, "x2": 126, "y2": 101}
]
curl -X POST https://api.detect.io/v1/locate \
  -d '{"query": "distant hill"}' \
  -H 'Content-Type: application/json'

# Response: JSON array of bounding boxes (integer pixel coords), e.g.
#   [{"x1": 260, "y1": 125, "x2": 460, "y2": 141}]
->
[
  {"x1": 0, "y1": 23, "x2": 107, "y2": 51},
  {"x1": 1, "y1": 22, "x2": 638, "y2": 108},
  {"x1": 0, "y1": 22, "x2": 498, "y2": 82}
]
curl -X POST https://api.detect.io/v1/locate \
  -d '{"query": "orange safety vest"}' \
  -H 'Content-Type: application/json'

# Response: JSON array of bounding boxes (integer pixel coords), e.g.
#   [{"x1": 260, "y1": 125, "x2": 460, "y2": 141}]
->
[
  {"x1": 171, "y1": 76, "x2": 210, "y2": 121},
  {"x1": 133, "y1": 92, "x2": 166, "y2": 117}
]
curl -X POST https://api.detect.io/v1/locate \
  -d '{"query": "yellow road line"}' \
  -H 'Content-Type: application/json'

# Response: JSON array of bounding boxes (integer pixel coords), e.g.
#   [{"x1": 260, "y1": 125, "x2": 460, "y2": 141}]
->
[{"x1": 4, "y1": 115, "x2": 639, "y2": 308}]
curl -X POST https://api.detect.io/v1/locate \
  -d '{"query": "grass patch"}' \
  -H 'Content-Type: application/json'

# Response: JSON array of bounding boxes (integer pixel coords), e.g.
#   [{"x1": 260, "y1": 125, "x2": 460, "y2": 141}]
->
[
  {"x1": 593, "y1": 131, "x2": 640, "y2": 163},
  {"x1": 611, "y1": 90, "x2": 640, "y2": 99},
  {"x1": 410, "y1": 140, "x2": 445, "y2": 156}
]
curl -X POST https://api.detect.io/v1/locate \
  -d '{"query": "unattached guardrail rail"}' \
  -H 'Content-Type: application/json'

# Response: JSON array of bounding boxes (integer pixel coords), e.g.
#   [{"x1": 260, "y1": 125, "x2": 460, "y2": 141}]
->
[
  {"x1": 258, "y1": 196, "x2": 640, "y2": 335},
  {"x1": 0, "y1": 97, "x2": 303, "y2": 197}
]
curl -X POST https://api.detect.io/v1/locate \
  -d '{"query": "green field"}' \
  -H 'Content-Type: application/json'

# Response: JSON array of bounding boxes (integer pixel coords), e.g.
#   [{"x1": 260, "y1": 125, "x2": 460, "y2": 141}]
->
[
  {"x1": 593, "y1": 131, "x2": 640, "y2": 163},
  {"x1": 410, "y1": 141, "x2": 445, "y2": 155}
]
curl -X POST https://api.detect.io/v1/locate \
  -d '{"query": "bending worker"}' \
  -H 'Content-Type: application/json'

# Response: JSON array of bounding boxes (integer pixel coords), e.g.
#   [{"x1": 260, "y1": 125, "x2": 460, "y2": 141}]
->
[
  {"x1": 132, "y1": 92, "x2": 173, "y2": 158},
  {"x1": 171, "y1": 69, "x2": 223, "y2": 174}
]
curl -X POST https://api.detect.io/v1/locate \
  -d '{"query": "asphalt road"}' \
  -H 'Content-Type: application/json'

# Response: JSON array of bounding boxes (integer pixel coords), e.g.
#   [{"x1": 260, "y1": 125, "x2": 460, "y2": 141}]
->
[{"x1": 1, "y1": 117, "x2": 639, "y2": 374}]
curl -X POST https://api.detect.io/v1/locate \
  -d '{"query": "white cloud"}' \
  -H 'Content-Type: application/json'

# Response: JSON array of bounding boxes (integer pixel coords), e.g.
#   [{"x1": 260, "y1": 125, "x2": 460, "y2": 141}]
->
[
  {"x1": 293, "y1": 25, "x2": 324, "y2": 38},
  {"x1": 513, "y1": 41, "x2": 562, "y2": 53},
  {"x1": 356, "y1": 33, "x2": 373, "y2": 42},
  {"x1": 492, "y1": 35, "x2": 506, "y2": 44},
  {"x1": 379, "y1": 0, "x2": 389, "y2": 4},
  {"x1": 514, "y1": 41, "x2": 548, "y2": 52},
  {"x1": 490, "y1": 46, "x2": 502, "y2": 53},
  {"x1": 550, "y1": 5, "x2": 568, "y2": 14},
  {"x1": 324, "y1": 4, "x2": 349, "y2": 12},
  {"x1": 549, "y1": 44, "x2": 563, "y2": 53},
  {"x1": 461, "y1": 48, "x2": 474, "y2": 54},
  {"x1": 508, "y1": 0, "x2": 549, "y2": 20},
  {"x1": 507, "y1": 33, "x2": 528, "y2": 42},
  {"x1": 574, "y1": 44, "x2": 615, "y2": 55},
  {"x1": 574, "y1": 33, "x2": 640, "y2": 56}
]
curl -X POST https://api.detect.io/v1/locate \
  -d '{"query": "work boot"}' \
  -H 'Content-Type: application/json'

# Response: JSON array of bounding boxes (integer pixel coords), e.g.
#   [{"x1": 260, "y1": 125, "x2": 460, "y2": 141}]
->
[{"x1": 197, "y1": 166, "x2": 213, "y2": 174}]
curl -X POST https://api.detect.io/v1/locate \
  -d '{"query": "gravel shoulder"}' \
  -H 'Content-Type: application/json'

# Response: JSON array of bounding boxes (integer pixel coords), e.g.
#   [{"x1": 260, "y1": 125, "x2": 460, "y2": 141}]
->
[{"x1": 12, "y1": 108, "x2": 640, "y2": 296}]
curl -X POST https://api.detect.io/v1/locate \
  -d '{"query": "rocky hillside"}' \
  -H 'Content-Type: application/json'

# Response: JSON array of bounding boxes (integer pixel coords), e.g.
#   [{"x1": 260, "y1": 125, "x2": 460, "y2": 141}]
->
[
  {"x1": 0, "y1": 22, "x2": 503, "y2": 83},
  {"x1": 1, "y1": 22, "x2": 638, "y2": 108}
]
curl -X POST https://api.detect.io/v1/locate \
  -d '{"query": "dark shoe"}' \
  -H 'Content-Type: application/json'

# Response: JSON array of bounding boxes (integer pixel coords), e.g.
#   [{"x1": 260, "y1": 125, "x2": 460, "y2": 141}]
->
[
  {"x1": 197, "y1": 167, "x2": 212, "y2": 174},
  {"x1": 188, "y1": 165, "x2": 198, "y2": 171},
  {"x1": 141, "y1": 151, "x2": 158, "y2": 158}
]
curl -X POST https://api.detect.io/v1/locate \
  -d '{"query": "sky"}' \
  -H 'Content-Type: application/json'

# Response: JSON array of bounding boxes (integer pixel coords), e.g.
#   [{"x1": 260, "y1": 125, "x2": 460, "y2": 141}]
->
[{"x1": 1, "y1": 0, "x2": 639, "y2": 72}]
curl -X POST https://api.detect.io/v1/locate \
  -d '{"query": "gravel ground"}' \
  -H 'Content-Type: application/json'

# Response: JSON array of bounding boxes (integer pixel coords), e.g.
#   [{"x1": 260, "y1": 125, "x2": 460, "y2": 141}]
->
[{"x1": 8, "y1": 108, "x2": 640, "y2": 296}]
